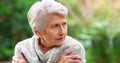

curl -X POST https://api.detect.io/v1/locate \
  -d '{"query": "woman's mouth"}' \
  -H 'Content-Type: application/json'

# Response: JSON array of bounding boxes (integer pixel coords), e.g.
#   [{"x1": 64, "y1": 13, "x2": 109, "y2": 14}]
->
[{"x1": 56, "y1": 37, "x2": 65, "y2": 40}]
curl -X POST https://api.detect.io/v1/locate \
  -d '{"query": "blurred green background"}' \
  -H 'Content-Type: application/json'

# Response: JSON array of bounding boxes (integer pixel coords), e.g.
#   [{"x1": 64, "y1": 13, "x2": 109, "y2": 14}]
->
[{"x1": 0, "y1": 0, "x2": 120, "y2": 63}]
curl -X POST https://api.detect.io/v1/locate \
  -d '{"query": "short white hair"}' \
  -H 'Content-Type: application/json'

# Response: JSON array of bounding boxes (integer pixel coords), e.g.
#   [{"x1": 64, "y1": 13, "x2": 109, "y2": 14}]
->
[{"x1": 27, "y1": 0, "x2": 68, "y2": 32}]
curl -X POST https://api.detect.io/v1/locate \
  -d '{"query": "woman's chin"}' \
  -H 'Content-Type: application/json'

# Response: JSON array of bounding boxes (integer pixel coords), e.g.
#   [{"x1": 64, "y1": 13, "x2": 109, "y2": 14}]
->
[{"x1": 55, "y1": 42, "x2": 64, "y2": 47}]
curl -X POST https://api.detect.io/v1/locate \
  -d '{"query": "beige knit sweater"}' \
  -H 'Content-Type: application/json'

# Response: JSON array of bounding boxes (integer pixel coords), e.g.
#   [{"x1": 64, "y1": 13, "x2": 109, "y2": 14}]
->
[{"x1": 14, "y1": 35, "x2": 86, "y2": 63}]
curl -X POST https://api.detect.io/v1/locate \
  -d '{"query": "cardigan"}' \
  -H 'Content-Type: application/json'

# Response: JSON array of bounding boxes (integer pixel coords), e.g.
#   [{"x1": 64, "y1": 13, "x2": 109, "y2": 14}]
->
[{"x1": 14, "y1": 35, "x2": 86, "y2": 63}]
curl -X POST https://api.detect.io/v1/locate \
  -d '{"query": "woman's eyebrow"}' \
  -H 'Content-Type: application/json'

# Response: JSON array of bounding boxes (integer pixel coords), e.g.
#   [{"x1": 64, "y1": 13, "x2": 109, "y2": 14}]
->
[{"x1": 50, "y1": 22, "x2": 58, "y2": 25}]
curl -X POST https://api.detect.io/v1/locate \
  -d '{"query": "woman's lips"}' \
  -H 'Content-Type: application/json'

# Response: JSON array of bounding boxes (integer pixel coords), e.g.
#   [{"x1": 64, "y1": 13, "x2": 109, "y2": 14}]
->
[{"x1": 56, "y1": 37, "x2": 65, "y2": 40}]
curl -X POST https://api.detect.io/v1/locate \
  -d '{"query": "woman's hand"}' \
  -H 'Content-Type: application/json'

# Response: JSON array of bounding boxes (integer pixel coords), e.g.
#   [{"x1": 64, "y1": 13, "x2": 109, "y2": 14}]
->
[
  {"x1": 12, "y1": 52, "x2": 27, "y2": 63},
  {"x1": 57, "y1": 50, "x2": 81, "y2": 63}
]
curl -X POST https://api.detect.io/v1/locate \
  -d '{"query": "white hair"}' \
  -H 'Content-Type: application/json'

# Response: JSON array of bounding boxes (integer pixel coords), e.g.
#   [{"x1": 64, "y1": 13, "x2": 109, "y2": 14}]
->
[{"x1": 27, "y1": 0, "x2": 68, "y2": 32}]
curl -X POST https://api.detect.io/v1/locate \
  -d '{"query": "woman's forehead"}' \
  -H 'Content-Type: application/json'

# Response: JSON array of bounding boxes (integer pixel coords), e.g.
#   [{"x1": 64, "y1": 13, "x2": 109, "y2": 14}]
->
[{"x1": 45, "y1": 14, "x2": 66, "y2": 25}]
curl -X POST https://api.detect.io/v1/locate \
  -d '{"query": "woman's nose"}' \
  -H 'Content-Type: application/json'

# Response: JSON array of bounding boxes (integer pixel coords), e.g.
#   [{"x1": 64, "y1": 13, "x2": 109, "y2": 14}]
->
[{"x1": 58, "y1": 27, "x2": 66, "y2": 35}]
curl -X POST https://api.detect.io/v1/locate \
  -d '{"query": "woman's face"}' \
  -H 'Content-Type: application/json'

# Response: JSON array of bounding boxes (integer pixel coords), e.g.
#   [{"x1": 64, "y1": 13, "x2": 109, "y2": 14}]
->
[{"x1": 40, "y1": 14, "x2": 67, "y2": 47}]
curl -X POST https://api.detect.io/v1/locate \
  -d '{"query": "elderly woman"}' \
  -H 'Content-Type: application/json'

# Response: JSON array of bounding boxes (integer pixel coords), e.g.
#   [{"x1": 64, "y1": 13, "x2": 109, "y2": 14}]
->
[{"x1": 12, "y1": 0, "x2": 86, "y2": 63}]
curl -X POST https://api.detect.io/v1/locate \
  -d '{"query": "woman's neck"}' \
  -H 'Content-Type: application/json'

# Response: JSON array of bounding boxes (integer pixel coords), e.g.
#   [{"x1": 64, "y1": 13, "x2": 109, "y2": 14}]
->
[
  {"x1": 39, "y1": 45, "x2": 52, "y2": 54},
  {"x1": 38, "y1": 38, "x2": 52, "y2": 54}
]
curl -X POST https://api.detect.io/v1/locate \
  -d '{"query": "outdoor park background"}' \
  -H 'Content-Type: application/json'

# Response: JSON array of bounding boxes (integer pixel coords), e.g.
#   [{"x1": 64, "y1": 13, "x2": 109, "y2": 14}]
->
[{"x1": 0, "y1": 0, "x2": 120, "y2": 63}]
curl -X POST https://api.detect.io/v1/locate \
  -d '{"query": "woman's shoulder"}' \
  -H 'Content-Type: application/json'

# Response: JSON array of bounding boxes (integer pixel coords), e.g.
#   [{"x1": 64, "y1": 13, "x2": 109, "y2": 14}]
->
[
  {"x1": 59, "y1": 36, "x2": 85, "y2": 55},
  {"x1": 65, "y1": 36, "x2": 82, "y2": 46},
  {"x1": 62, "y1": 36, "x2": 85, "y2": 50},
  {"x1": 15, "y1": 36, "x2": 34, "y2": 48},
  {"x1": 17, "y1": 38, "x2": 30, "y2": 45}
]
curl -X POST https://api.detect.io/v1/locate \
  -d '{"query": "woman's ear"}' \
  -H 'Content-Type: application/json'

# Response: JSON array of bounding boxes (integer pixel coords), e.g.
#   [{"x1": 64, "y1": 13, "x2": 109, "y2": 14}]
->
[{"x1": 33, "y1": 27, "x2": 41, "y2": 37}]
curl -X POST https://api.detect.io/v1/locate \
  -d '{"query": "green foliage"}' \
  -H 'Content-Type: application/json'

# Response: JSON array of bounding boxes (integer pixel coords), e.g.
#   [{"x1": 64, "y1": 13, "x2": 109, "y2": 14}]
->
[
  {"x1": 66, "y1": 1, "x2": 120, "y2": 63},
  {"x1": 0, "y1": 0, "x2": 37, "y2": 61},
  {"x1": 112, "y1": 32, "x2": 120, "y2": 63}
]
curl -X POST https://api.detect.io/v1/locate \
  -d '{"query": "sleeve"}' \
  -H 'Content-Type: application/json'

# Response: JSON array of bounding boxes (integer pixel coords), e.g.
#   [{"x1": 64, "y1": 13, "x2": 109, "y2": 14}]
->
[
  {"x1": 14, "y1": 42, "x2": 22, "y2": 58},
  {"x1": 61, "y1": 43, "x2": 86, "y2": 63},
  {"x1": 13, "y1": 42, "x2": 29, "y2": 63},
  {"x1": 62, "y1": 36, "x2": 86, "y2": 63},
  {"x1": 71, "y1": 44, "x2": 86, "y2": 63}
]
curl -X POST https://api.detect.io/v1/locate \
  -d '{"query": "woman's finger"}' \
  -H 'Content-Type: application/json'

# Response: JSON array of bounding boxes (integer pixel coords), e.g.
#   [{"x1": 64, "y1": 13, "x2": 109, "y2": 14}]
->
[
  {"x1": 63, "y1": 50, "x2": 73, "y2": 56},
  {"x1": 68, "y1": 59, "x2": 81, "y2": 63},
  {"x1": 12, "y1": 52, "x2": 26, "y2": 63},
  {"x1": 67, "y1": 55, "x2": 81, "y2": 60},
  {"x1": 12, "y1": 56, "x2": 21, "y2": 63},
  {"x1": 18, "y1": 52, "x2": 27, "y2": 63},
  {"x1": 12, "y1": 56, "x2": 19, "y2": 61},
  {"x1": 18, "y1": 52, "x2": 24, "y2": 59}
]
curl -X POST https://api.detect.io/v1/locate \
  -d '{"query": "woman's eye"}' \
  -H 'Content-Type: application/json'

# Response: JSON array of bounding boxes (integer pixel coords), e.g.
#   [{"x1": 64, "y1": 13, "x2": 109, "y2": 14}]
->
[
  {"x1": 63, "y1": 23, "x2": 66, "y2": 26},
  {"x1": 54, "y1": 24, "x2": 58, "y2": 27},
  {"x1": 55, "y1": 24, "x2": 58, "y2": 27},
  {"x1": 52, "y1": 24, "x2": 58, "y2": 28}
]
